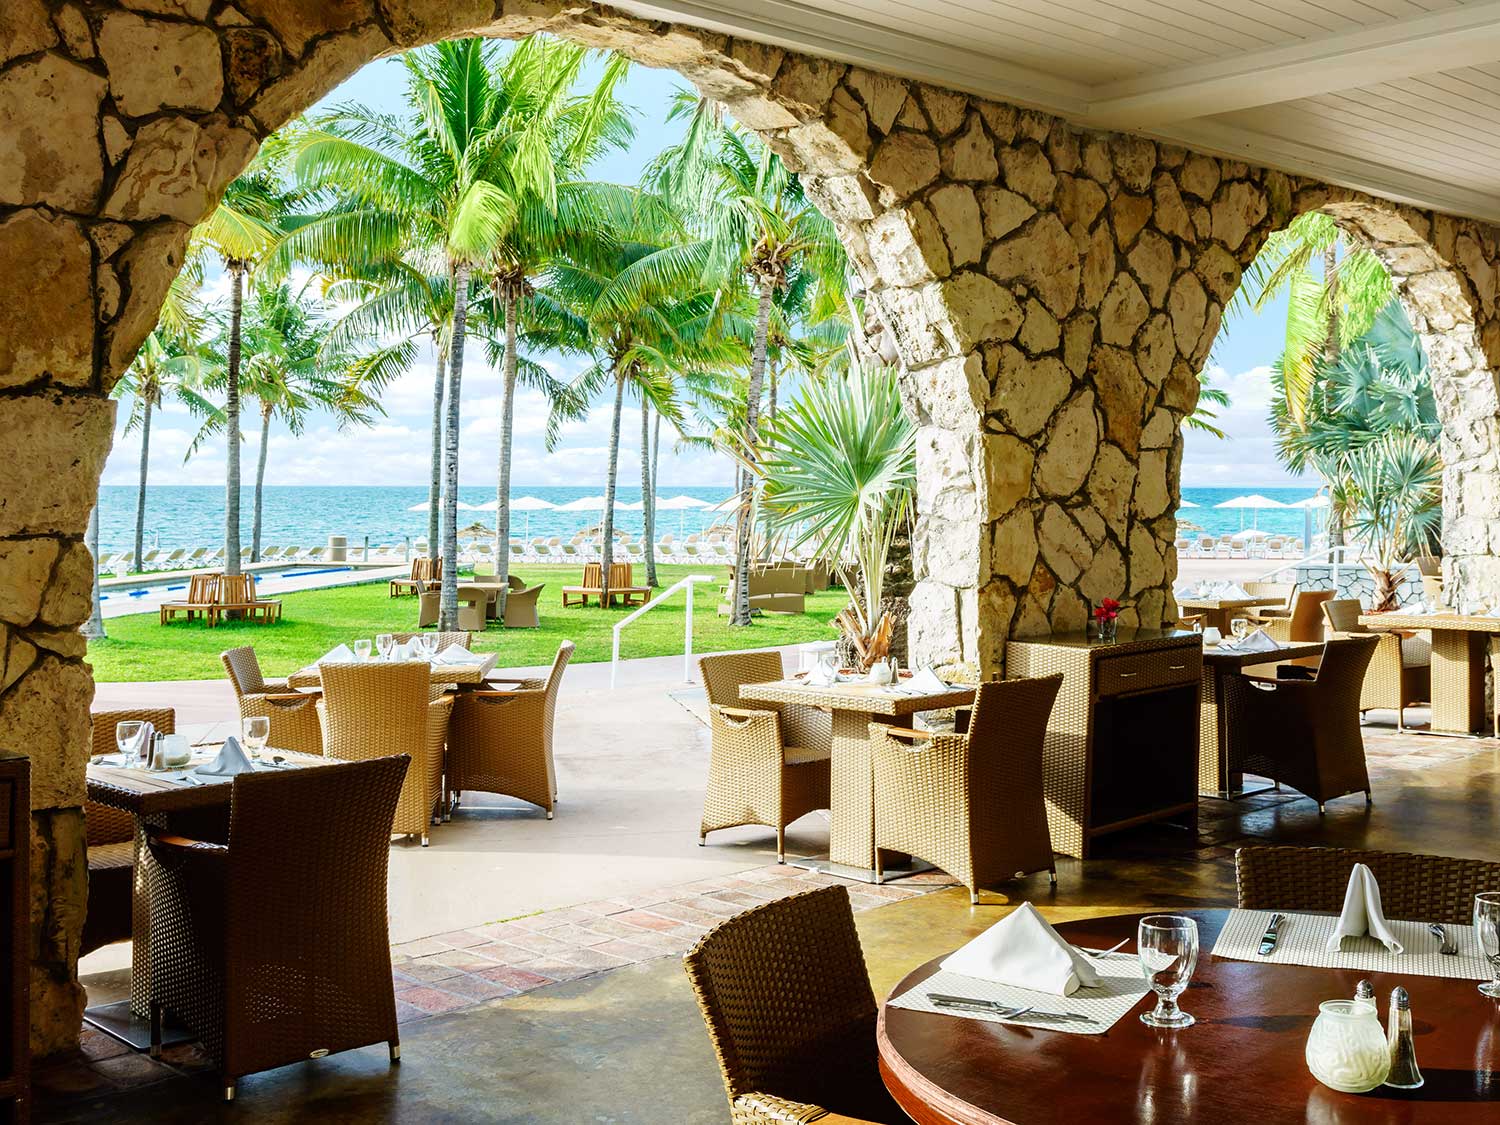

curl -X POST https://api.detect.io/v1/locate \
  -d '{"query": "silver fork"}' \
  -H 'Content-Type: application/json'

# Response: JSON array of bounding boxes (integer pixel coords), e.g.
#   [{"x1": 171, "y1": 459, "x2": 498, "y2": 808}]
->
[
  {"x1": 1429, "y1": 923, "x2": 1459, "y2": 955},
  {"x1": 1081, "y1": 938, "x2": 1130, "y2": 959}
]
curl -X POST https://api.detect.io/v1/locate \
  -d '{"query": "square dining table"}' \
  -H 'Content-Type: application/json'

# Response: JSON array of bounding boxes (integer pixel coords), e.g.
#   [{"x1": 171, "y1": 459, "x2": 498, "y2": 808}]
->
[
  {"x1": 83, "y1": 748, "x2": 330, "y2": 1048},
  {"x1": 285, "y1": 651, "x2": 498, "y2": 689},
  {"x1": 1358, "y1": 610, "x2": 1500, "y2": 734},
  {"x1": 737, "y1": 677, "x2": 975, "y2": 882},
  {"x1": 1175, "y1": 595, "x2": 1283, "y2": 633}
]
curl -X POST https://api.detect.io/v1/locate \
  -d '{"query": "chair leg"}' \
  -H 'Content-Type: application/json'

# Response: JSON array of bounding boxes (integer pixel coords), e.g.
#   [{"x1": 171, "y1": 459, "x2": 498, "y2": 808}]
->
[
  {"x1": 149, "y1": 1001, "x2": 163, "y2": 1059},
  {"x1": 420, "y1": 833, "x2": 429, "y2": 847},
  {"x1": 969, "y1": 888, "x2": 979, "y2": 905},
  {"x1": 1318, "y1": 803, "x2": 1326, "y2": 814},
  {"x1": 1365, "y1": 789, "x2": 1373, "y2": 806},
  {"x1": 776, "y1": 826, "x2": 785, "y2": 865},
  {"x1": 389, "y1": 1041, "x2": 401, "y2": 1063},
  {"x1": 545, "y1": 809, "x2": 553, "y2": 821},
  {"x1": 1049, "y1": 864, "x2": 1058, "y2": 886}
]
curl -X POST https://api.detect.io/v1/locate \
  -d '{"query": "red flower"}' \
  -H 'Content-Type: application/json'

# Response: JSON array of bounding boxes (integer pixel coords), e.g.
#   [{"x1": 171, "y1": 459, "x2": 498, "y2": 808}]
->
[{"x1": 1093, "y1": 598, "x2": 1121, "y2": 621}]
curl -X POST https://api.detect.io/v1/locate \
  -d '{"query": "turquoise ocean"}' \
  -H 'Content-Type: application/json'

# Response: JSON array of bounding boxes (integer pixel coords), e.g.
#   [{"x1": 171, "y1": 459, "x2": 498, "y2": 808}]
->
[{"x1": 96, "y1": 483, "x2": 1326, "y2": 557}]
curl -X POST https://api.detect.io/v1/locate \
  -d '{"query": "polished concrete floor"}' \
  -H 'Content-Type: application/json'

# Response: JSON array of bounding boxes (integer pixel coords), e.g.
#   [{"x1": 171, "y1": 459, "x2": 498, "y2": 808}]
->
[{"x1": 43, "y1": 714, "x2": 1500, "y2": 1123}]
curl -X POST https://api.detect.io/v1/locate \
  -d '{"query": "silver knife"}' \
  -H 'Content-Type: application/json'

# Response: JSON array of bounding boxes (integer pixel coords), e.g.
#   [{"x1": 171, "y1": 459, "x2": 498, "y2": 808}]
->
[
  {"x1": 1258, "y1": 912, "x2": 1287, "y2": 955},
  {"x1": 929, "y1": 995, "x2": 1094, "y2": 1022}
]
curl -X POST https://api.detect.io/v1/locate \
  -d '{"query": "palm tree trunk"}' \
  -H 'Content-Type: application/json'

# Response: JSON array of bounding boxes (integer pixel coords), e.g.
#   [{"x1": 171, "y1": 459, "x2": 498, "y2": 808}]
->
[
  {"x1": 731, "y1": 286, "x2": 774, "y2": 626},
  {"x1": 641, "y1": 397, "x2": 657, "y2": 587},
  {"x1": 768, "y1": 363, "x2": 778, "y2": 426},
  {"x1": 494, "y1": 282, "x2": 520, "y2": 616},
  {"x1": 81, "y1": 502, "x2": 106, "y2": 640},
  {"x1": 224, "y1": 262, "x2": 245, "y2": 576},
  {"x1": 438, "y1": 261, "x2": 471, "y2": 630},
  {"x1": 251, "y1": 403, "x2": 271, "y2": 562},
  {"x1": 1322, "y1": 244, "x2": 1346, "y2": 550},
  {"x1": 133, "y1": 400, "x2": 152, "y2": 566},
  {"x1": 600, "y1": 365, "x2": 626, "y2": 608},
  {"x1": 427, "y1": 340, "x2": 445, "y2": 557}
]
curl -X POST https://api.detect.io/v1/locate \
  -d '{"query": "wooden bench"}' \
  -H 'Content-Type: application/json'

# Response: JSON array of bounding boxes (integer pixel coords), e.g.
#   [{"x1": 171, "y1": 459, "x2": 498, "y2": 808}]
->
[
  {"x1": 159, "y1": 573, "x2": 220, "y2": 624},
  {"x1": 562, "y1": 562, "x2": 650, "y2": 607},
  {"x1": 209, "y1": 573, "x2": 282, "y2": 626},
  {"x1": 390, "y1": 556, "x2": 439, "y2": 597}
]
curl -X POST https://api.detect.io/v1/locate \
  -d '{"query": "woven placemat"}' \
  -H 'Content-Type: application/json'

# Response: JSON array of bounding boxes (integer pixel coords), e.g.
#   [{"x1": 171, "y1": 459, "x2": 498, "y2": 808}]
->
[
  {"x1": 1211, "y1": 908, "x2": 1491, "y2": 981},
  {"x1": 888, "y1": 950, "x2": 1151, "y2": 1035}
]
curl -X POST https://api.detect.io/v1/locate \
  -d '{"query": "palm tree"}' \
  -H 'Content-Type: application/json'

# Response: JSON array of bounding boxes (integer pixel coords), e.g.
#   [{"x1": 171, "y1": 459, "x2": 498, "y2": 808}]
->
[
  {"x1": 1186, "y1": 370, "x2": 1231, "y2": 439},
  {"x1": 290, "y1": 39, "x2": 525, "y2": 628}
]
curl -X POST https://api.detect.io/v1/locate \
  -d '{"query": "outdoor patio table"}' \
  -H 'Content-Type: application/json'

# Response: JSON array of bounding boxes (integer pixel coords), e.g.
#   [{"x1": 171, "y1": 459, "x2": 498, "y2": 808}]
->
[
  {"x1": 286, "y1": 650, "x2": 498, "y2": 689},
  {"x1": 1359, "y1": 611, "x2": 1500, "y2": 735},
  {"x1": 1175, "y1": 595, "x2": 1282, "y2": 633},
  {"x1": 737, "y1": 677, "x2": 975, "y2": 882},
  {"x1": 83, "y1": 748, "x2": 330, "y2": 1048},
  {"x1": 878, "y1": 909, "x2": 1497, "y2": 1125},
  {"x1": 1199, "y1": 639, "x2": 1324, "y2": 797}
]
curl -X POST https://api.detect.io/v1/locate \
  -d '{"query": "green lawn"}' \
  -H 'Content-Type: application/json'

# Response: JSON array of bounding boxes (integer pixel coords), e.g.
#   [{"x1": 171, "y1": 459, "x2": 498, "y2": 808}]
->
[{"x1": 88, "y1": 563, "x2": 844, "y2": 682}]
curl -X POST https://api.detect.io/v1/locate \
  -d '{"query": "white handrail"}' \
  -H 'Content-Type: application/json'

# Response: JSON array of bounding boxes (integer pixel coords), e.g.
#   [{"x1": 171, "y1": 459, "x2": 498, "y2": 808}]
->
[
  {"x1": 611, "y1": 573, "x2": 717, "y2": 689},
  {"x1": 1250, "y1": 543, "x2": 1363, "y2": 586}
]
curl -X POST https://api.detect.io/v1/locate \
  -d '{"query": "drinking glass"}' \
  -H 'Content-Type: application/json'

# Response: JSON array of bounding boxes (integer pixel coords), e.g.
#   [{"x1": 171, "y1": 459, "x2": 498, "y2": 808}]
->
[
  {"x1": 113, "y1": 720, "x2": 144, "y2": 765},
  {"x1": 1231, "y1": 618, "x2": 1251, "y2": 642},
  {"x1": 1139, "y1": 915, "x2": 1199, "y2": 1028},
  {"x1": 1474, "y1": 893, "x2": 1500, "y2": 998},
  {"x1": 353, "y1": 638, "x2": 373, "y2": 661},
  {"x1": 242, "y1": 716, "x2": 270, "y2": 761},
  {"x1": 376, "y1": 633, "x2": 395, "y2": 660}
]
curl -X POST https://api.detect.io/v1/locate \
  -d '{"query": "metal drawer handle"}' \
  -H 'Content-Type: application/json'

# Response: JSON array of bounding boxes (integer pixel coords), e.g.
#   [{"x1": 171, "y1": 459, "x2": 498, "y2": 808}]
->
[
  {"x1": 1168, "y1": 664, "x2": 1187, "y2": 671},
  {"x1": 1117, "y1": 671, "x2": 1138, "y2": 678}
]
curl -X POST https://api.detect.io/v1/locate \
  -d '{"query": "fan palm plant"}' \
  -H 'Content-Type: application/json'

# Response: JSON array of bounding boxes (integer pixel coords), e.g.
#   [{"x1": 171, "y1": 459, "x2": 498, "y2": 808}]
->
[
  {"x1": 1343, "y1": 434, "x2": 1442, "y2": 610},
  {"x1": 751, "y1": 366, "x2": 916, "y2": 666}
]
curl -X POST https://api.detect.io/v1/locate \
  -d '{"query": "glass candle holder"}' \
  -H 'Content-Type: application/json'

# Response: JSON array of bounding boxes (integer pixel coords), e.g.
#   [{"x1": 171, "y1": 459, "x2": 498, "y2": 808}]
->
[{"x1": 1306, "y1": 1000, "x2": 1391, "y2": 1093}]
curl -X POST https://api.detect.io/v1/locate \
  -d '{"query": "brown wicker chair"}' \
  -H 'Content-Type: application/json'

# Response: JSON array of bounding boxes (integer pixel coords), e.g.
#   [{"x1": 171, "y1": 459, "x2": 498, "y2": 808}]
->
[
  {"x1": 1236, "y1": 845, "x2": 1500, "y2": 926},
  {"x1": 1220, "y1": 635, "x2": 1380, "y2": 812},
  {"x1": 221, "y1": 646, "x2": 323, "y2": 756},
  {"x1": 447, "y1": 641, "x2": 573, "y2": 819},
  {"x1": 870, "y1": 674, "x2": 1062, "y2": 904},
  {"x1": 698, "y1": 651, "x2": 831, "y2": 862},
  {"x1": 82, "y1": 707, "x2": 175, "y2": 957},
  {"x1": 684, "y1": 885, "x2": 906, "y2": 1125},
  {"x1": 1323, "y1": 598, "x2": 1430, "y2": 730},
  {"x1": 146, "y1": 755, "x2": 410, "y2": 1101},
  {"x1": 318, "y1": 662, "x2": 453, "y2": 845},
  {"x1": 1246, "y1": 588, "x2": 1334, "y2": 642}
]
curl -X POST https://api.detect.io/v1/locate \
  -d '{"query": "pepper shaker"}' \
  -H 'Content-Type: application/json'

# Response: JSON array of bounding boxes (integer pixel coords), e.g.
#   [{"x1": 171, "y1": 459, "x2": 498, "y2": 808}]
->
[{"x1": 1384, "y1": 986, "x2": 1423, "y2": 1089}]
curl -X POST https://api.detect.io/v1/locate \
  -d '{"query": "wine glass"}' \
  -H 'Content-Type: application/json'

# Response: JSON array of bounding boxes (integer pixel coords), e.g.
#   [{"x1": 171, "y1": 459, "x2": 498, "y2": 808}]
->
[
  {"x1": 1138, "y1": 915, "x2": 1199, "y2": 1028},
  {"x1": 112, "y1": 720, "x2": 144, "y2": 765},
  {"x1": 353, "y1": 638, "x2": 373, "y2": 662},
  {"x1": 376, "y1": 633, "x2": 395, "y2": 661},
  {"x1": 1231, "y1": 618, "x2": 1251, "y2": 642},
  {"x1": 242, "y1": 716, "x2": 270, "y2": 761},
  {"x1": 1474, "y1": 893, "x2": 1500, "y2": 997},
  {"x1": 421, "y1": 634, "x2": 438, "y2": 658}
]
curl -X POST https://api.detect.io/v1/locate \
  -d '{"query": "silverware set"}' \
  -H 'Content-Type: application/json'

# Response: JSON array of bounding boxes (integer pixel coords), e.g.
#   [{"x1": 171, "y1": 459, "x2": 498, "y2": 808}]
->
[
  {"x1": 1429, "y1": 922, "x2": 1459, "y2": 955},
  {"x1": 928, "y1": 994, "x2": 1098, "y2": 1025}
]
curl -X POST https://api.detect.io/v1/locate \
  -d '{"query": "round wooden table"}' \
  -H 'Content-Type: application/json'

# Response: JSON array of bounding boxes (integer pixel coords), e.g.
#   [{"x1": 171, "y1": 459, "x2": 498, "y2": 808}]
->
[{"x1": 878, "y1": 910, "x2": 1500, "y2": 1124}]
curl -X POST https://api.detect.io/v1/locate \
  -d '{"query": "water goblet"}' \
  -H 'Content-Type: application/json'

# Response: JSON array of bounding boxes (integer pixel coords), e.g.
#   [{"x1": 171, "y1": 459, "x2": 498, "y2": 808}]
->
[
  {"x1": 1474, "y1": 893, "x2": 1500, "y2": 998},
  {"x1": 353, "y1": 638, "x2": 373, "y2": 662},
  {"x1": 1231, "y1": 618, "x2": 1251, "y2": 642},
  {"x1": 1138, "y1": 914, "x2": 1199, "y2": 1028},
  {"x1": 113, "y1": 719, "x2": 144, "y2": 766},
  {"x1": 376, "y1": 633, "x2": 395, "y2": 661},
  {"x1": 242, "y1": 715, "x2": 270, "y2": 761}
]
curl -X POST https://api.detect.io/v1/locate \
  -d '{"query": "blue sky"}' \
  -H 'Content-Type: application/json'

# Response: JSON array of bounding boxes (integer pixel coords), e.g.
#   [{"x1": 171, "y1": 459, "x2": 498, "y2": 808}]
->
[{"x1": 100, "y1": 48, "x2": 1311, "y2": 491}]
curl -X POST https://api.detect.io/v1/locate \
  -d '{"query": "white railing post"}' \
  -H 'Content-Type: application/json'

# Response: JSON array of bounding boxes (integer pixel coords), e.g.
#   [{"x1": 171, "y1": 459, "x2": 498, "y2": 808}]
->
[
  {"x1": 610, "y1": 573, "x2": 715, "y2": 689},
  {"x1": 684, "y1": 580, "x2": 694, "y2": 683}
]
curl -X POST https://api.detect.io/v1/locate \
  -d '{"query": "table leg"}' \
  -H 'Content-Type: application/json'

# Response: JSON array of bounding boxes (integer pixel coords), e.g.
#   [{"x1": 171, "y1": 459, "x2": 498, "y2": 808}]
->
[
  {"x1": 1428, "y1": 628, "x2": 1486, "y2": 734},
  {"x1": 1198, "y1": 670, "x2": 1221, "y2": 796}
]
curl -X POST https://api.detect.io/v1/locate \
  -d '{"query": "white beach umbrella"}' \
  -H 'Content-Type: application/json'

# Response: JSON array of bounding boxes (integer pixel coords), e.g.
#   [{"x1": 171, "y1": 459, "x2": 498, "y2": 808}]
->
[
  {"x1": 1177, "y1": 499, "x2": 1200, "y2": 509},
  {"x1": 1289, "y1": 495, "x2": 1330, "y2": 509},
  {"x1": 473, "y1": 495, "x2": 557, "y2": 538},
  {"x1": 1214, "y1": 493, "x2": 1286, "y2": 530},
  {"x1": 655, "y1": 495, "x2": 711, "y2": 510},
  {"x1": 1290, "y1": 494, "x2": 1329, "y2": 550}
]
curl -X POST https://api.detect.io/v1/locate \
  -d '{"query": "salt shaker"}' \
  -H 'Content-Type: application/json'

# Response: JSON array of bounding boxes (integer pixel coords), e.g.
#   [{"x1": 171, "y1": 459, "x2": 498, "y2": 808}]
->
[
  {"x1": 1384, "y1": 986, "x2": 1423, "y2": 1089},
  {"x1": 1352, "y1": 979, "x2": 1376, "y2": 1012}
]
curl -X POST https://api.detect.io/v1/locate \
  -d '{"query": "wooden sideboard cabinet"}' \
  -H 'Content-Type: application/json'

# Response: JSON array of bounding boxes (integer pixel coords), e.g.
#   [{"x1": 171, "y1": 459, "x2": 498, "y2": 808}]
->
[
  {"x1": 1006, "y1": 630, "x2": 1201, "y2": 858},
  {"x1": 0, "y1": 753, "x2": 28, "y2": 1125}
]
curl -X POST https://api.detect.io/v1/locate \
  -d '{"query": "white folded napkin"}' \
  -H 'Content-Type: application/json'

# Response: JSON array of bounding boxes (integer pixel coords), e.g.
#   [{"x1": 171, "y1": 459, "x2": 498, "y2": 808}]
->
[
  {"x1": 1223, "y1": 627, "x2": 1279, "y2": 653},
  {"x1": 132, "y1": 720, "x2": 156, "y2": 763},
  {"x1": 1173, "y1": 585, "x2": 1198, "y2": 600},
  {"x1": 319, "y1": 643, "x2": 355, "y2": 664},
  {"x1": 195, "y1": 735, "x2": 255, "y2": 778},
  {"x1": 432, "y1": 646, "x2": 483, "y2": 665},
  {"x1": 940, "y1": 902, "x2": 1101, "y2": 996},
  {"x1": 805, "y1": 662, "x2": 838, "y2": 687},
  {"x1": 1326, "y1": 863, "x2": 1404, "y2": 954},
  {"x1": 1220, "y1": 582, "x2": 1251, "y2": 599},
  {"x1": 905, "y1": 667, "x2": 952, "y2": 695}
]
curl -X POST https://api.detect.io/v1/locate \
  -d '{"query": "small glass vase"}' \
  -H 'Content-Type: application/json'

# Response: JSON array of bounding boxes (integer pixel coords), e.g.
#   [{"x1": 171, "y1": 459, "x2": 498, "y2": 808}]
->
[
  {"x1": 1095, "y1": 616, "x2": 1118, "y2": 643},
  {"x1": 1306, "y1": 1000, "x2": 1391, "y2": 1093}
]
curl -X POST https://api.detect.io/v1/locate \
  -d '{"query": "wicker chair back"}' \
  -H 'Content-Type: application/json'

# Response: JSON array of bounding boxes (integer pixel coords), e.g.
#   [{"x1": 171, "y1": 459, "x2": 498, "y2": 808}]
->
[{"x1": 220, "y1": 646, "x2": 268, "y2": 697}]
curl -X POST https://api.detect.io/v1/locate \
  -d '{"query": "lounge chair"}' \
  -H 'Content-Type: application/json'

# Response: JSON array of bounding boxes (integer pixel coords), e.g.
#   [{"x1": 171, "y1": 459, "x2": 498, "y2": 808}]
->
[
  {"x1": 447, "y1": 641, "x2": 573, "y2": 819},
  {"x1": 1323, "y1": 598, "x2": 1430, "y2": 731},
  {"x1": 183, "y1": 547, "x2": 208, "y2": 567},
  {"x1": 159, "y1": 548, "x2": 186, "y2": 569},
  {"x1": 209, "y1": 573, "x2": 281, "y2": 626},
  {"x1": 113, "y1": 551, "x2": 135, "y2": 572},
  {"x1": 259, "y1": 546, "x2": 283, "y2": 562},
  {"x1": 159, "y1": 572, "x2": 220, "y2": 624},
  {"x1": 222, "y1": 645, "x2": 322, "y2": 755}
]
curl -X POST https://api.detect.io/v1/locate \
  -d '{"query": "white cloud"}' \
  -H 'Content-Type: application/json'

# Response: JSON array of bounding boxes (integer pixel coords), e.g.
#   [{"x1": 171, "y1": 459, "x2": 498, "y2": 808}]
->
[{"x1": 1180, "y1": 363, "x2": 1315, "y2": 488}]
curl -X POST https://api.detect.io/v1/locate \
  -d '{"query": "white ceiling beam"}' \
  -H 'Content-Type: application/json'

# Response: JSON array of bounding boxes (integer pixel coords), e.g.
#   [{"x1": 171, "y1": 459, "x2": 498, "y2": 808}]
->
[{"x1": 1083, "y1": 0, "x2": 1500, "y2": 129}]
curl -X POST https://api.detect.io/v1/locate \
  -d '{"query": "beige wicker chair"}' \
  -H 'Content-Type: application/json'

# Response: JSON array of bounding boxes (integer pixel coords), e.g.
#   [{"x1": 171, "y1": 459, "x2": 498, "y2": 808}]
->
[
  {"x1": 390, "y1": 631, "x2": 471, "y2": 652},
  {"x1": 870, "y1": 674, "x2": 1062, "y2": 904},
  {"x1": 502, "y1": 582, "x2": 545, "y2": 628},
  {"x1": 415, "y1": 581, "x2": 486, "y2": 632},
  {"x1": 318, "y1": 662, "x2": 454, "y2": 845},
  {"x1": 447, "y1": 641, "x2": 573, "y2": 819},
  {"x1": 683, "y1": 885, "x2": 907, "y2": 1125},
  {"x1": 221, "y1": 646, "x2": 323, "y2": 756},
  {"x1": 1246, "y1": 588, "x2": 1334, "y2": 641},
  {"x1": 1236, "y1": 845, "x2": 1500, "y2": 926},
  {"x1": 698, "y1": 651, "x2": 831, "y2": 862},
  {"x1": 83, "y1": 707, "x2": 175, "y2": 957},
  {"x1": 1323, "y1": 598, "x2": 1430, "y2": 730},
  {"x1": 1220, "y1": 635, "x2": 1380, "y2": 812}
]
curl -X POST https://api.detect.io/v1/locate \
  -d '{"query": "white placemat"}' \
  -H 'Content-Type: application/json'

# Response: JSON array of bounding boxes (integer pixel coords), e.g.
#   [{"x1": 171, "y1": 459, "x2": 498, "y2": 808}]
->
[
  {"x1": 1211, "y1": 909, "x2": 1491, "y2": 980},
  {"x1": 887, "y1": 950, "x2": 1150, "y2": 1035}
]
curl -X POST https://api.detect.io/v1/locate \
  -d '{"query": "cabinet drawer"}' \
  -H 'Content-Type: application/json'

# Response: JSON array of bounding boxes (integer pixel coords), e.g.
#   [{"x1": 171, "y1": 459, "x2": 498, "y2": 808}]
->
[{"x1": 1096, "y1": 651, "x2": 1200, "y2": 696}]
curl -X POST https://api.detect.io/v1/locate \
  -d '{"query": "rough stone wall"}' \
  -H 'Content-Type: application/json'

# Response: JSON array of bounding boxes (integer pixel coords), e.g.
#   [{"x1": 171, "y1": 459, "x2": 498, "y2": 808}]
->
[{"x1": 6, "y1": 0, "x2": 1500, "y2": 1051}]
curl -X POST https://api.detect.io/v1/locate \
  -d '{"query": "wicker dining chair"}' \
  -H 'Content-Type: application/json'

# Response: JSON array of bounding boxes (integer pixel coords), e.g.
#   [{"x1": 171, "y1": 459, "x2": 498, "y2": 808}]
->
[
  {"x1": 1236, "y1": 845, "x2": 1500, "y2": 926},
  {"x1": 870, "y1": 674, "x2": 1062, "y2": 904},
  {"x1": 389, "y1": 631, "x2": 472, "y2": 652},
  {"x1": 1246, "y1": 588, "x2": 1334, "y2": 642},
  {"x1": 1220, "y1": 635, "x2": 1380, "y2": 812},
  {"x1": 146, "y1": 755, "x2": 410, "y2": 1101},
  {"x1": 446, "y1": 641, "x2": 574, "y2": 819},
  {"x1": 1322, "y1": 598, "x2": 1430, "y2": 730},
  {"x1": 698, "y1": 651, "x2": 831, "y2": 862},
  {"x1": 221, "y1": 646, "x2": 323, "y2": 756},
  {"x1": 684, "y1": 885, "x2": 907, "y2": 1125},
  {"x1": 82, "y1": 707, "x2": 175, "y2": 957},
  {"x1": 318, "y1": 662, "x2": 453, "y2": 845}
]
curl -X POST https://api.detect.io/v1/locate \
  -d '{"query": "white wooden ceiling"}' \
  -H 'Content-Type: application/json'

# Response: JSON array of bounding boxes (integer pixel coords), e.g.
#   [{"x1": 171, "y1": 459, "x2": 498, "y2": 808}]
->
[{"x1": 618, "y1": 0, "x2": 1500, "y2": 223}]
